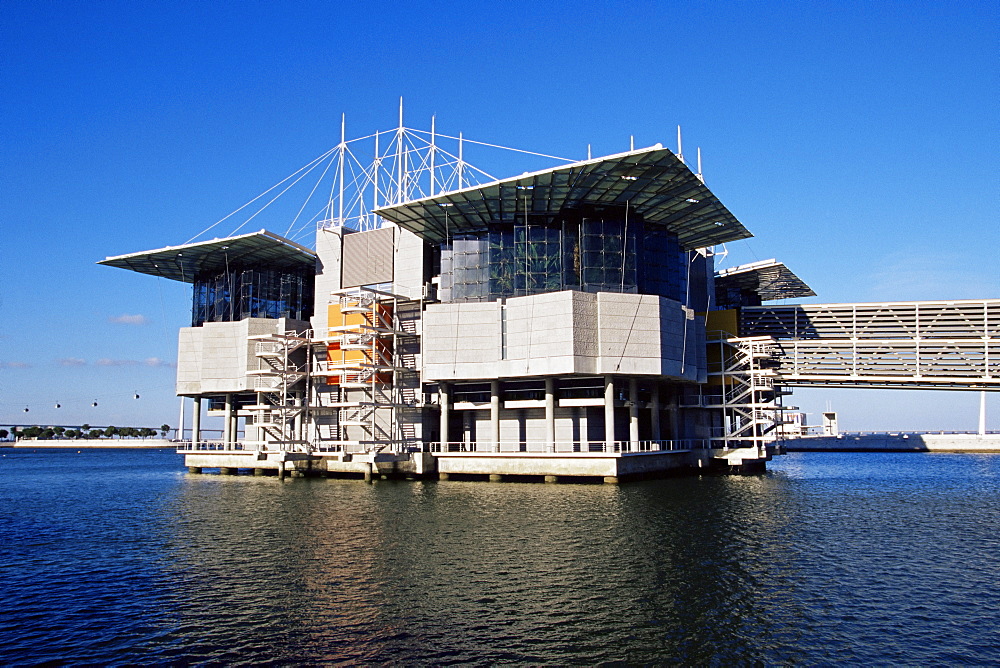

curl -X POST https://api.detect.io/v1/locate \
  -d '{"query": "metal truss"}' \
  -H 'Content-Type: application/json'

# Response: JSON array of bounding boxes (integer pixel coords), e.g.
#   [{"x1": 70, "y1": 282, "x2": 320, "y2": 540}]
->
[
  {"x1": 184, "y1": 101, "x2": 572, "y2": 246},
  {"x1": 743, "y1": 299, "x2": 1000, "y2": 389}
]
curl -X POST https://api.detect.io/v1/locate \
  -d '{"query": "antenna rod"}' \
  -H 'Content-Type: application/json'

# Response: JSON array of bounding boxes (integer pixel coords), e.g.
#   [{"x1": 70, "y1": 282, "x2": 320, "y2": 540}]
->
[
  {"x1": 677, "y1": 125, "x2": 684, "y2": 163},
  {"x1": 696, "y1": 146, "x2": 703, "y2": 182},
  {"x1": 587, "y1": 143, "x2": 592, "y2": 160},
  {"x1": 630, "y1": 135, "x2": 634, "y2": 151}
]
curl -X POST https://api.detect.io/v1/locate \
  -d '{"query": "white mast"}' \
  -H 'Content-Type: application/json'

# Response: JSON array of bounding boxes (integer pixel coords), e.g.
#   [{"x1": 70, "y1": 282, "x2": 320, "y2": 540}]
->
[
  {"x1": 458, "y1": 132, "x2": 465, "y2": 189},
  {"x1": 338, "y1": 113, "x2": 345, "y2": 225},
  {"x1": 396, "y1": 97, "x2": 404, "y2": 204},
  {"x1": 430, "y1": 115, "x2": 436, "y2": 196}
]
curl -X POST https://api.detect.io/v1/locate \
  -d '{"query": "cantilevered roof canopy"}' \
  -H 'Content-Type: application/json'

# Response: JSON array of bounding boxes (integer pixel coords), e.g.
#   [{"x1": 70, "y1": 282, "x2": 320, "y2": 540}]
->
[
  {"x1": 374, "y1": 145, "x2": 753, "y2": 250},
  {"x1": 715, "y1": 259, "x2": 815, "y2": 302},
  {"x1": 98, "y1": 230, "x2": 316, "y2": 284}
]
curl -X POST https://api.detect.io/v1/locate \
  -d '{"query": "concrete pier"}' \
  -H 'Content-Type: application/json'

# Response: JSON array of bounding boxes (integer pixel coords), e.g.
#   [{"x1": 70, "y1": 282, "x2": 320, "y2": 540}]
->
[{"x1": 181, "y1": 443, "x2": 774, "y2": 483}]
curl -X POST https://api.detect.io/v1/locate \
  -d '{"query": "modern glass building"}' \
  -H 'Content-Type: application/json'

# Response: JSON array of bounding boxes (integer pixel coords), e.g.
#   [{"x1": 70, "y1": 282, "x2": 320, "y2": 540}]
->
[{"x1": 100, "y1": 140, "x2": 830, "y2": 481}]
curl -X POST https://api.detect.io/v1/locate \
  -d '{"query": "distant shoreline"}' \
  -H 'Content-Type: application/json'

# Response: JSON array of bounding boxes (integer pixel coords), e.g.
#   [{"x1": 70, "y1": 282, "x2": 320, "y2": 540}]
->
[{"x1": 5, "y1": 439, "x2": 176, "y2": 449}]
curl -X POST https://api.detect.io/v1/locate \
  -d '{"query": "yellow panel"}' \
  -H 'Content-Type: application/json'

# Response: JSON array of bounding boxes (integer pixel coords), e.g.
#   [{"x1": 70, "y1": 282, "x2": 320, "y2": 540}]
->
[{"x1": 705, "y1": 309, "x2": 740, "y2": 337}]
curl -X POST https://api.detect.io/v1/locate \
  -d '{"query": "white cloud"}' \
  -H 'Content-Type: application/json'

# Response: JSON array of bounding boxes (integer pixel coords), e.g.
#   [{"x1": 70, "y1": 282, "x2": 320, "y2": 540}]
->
[
  {"x1": 95, "y1": 357, "x2": 175, "y2": 368},
  {"x1": 95, "y1": 358, "x2": 140, "y2": 367},
  {"x1": 58, "y1": 358, "x2": 87, "y2": 367},
  {"x1": 109, "y1": 314, "x2": 148, "y2": 326},
  {"x1": 0, "y1": 361, "x2": 32, "y2": 369}
]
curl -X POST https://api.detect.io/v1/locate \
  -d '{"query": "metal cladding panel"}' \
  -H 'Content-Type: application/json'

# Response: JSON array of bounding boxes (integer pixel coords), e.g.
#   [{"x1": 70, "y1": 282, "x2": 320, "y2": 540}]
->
[{"x1": 341, "y1": 227, "x2": 395, "y2": 288}]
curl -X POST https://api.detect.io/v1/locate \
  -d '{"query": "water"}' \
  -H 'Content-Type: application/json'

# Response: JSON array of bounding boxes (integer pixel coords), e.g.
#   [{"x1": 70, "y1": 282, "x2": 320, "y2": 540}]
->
[{"x1": 1, "y1": 448, "x2": 998, "y2": 665}]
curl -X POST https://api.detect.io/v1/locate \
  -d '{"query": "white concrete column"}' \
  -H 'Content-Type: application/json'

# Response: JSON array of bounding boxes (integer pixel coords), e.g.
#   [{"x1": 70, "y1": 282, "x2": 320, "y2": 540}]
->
[
  {"x1": 545, "y1": 378, "x2": 556, "y2": 451},
  {"x1": 192, "y1": 397, "x2": 202, "y2": 446},
  {"x1": 604, "y1": 375, "x2": 615, "y2": 451},
  {"x1": 439, "y1": 382, "x2": 450, "y2": 451},
  {"x1": 629, "y1": 377, "x2": 639, "y2": 451},
  {"x1": 490, "y1": 380, "x2": 500, "y2": 451},
  {"x1": 177, "y1": 396, "x2": 185, "y2": 442},
  {"x1": 223, "y1": 394, "x2": 233, "y2": 446},
  {"x1": 293, "y1": 392, "x2": 303, "y2": 443},
  {"x1": 650, "y1": 384, "x2": 661, "y2": 442},
  {"x1": 980, "y1": 391, "x2": 987, "y2": 436}
]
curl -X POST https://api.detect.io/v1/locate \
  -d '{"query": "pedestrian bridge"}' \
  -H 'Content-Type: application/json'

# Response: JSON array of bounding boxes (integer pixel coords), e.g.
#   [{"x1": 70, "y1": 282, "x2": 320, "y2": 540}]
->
[{"x1": 740, "y1": 299, "x2": 1000, "y2": 390}]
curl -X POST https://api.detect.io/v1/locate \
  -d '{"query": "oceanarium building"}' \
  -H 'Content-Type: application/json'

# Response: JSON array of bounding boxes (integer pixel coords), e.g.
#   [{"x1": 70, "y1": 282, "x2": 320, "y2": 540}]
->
[{"x1": 101, "y1": 124, "x2": 999, "y2": 481}]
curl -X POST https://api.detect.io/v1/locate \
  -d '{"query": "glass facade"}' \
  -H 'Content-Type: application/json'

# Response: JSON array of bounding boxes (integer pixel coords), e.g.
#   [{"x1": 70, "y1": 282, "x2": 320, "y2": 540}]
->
[
  {"x1": 438, "y1": 206, "x2": 687, "y2": 303},
  {"x1": 192, "y1": 267, "x2": 314, "y2": 326}
]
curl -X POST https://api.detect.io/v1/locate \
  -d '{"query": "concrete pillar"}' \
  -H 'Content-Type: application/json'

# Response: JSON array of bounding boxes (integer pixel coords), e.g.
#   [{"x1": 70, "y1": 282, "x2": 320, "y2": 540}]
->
[
  {"x1": 187, "y1": 466, "x2": 202, "y2": 474},
  {"x1": 629, "y1": 378, "x2": 640, "y2": 452},
  {"x1": 544, "y1": 475, "x2": 559, "y2": 484},
  {"x1": 438, "y1": 472, "x2": 450, "y2": 481},
  {"x1": 220, "y1": 467, "x2": 238, "y2": 475},
  {"x1": 628, "y1": 378, "x2": 639, "y2": 452},
  {"x1": 603, "y1": 476, "x2": 620, "y2": 484},
  {"x1": 292, "y1": 393, "x2": 302, "y2": 443},
  {"x1": 490, "y1": 380, "x2": 501, "y2": 451},
  {"x1": 439, "y1": 382, "x2": 450, "y2": 452},
  {"x1": 979, "y1": 391, "x2": 987, "y2": 436},
  {"x1": 364, "y1": 462, "x2": 373, "y2": 483},
  {"x1": 253, "y1": 468, "x2": 265, "y2": 476},
  {"x1": 651, "y1": 384, "x2": 661, "y2": 443},
  {"x1": 489, "y1": 473, "x2": 503, "y2": 482},
  {"x1": 177, "y1": 396, "x2": 185, "y2": 442},
  {"x1": 192, "y1": 397, "x2": 202, "y2": 448},
  {"x1": 545, "y1": 377, "x2": 556, "y2": 451},
  {"x1": 604, "y1": 375, "x2": 616, "y2": 452},
  {"x1": 231, "y1": 412, "x2": 240, "y2": 448},
  {"x1": 223, "y1": 394, "x2": 233, "y2": 447},
  {"x1": 278, "y1": 461, "x2": 286, "y2": 480}
]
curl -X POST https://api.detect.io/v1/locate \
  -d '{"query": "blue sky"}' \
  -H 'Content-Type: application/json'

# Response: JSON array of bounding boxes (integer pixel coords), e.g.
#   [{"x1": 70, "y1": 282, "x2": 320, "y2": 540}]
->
[{"x1": 2, "y1": 0, "x2": 998, "y2": 432}]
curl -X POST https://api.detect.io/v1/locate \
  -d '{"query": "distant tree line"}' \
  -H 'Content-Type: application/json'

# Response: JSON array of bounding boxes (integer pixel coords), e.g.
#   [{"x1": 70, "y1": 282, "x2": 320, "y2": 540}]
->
[{"x1": 2, "y1": 424, "x2": 171, "y2": 441}]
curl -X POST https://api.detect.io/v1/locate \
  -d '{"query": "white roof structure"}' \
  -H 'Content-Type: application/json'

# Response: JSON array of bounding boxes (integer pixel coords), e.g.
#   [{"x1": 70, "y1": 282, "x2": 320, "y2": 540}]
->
[
  {"x1": 375, "y1": 145, "x2": 753, "y2": 250},
  {"x1": 98, "y1": 230, "x2": 316, "y2": 283},
  {"x1": 715, "y1": 259, "x2": 815, "y2": 302}
]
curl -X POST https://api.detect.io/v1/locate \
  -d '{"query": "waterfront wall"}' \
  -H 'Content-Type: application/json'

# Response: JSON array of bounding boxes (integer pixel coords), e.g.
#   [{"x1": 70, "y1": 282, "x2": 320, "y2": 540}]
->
[{"x1": 783, "y1": 434, "x2": 1000, "y2": 453}]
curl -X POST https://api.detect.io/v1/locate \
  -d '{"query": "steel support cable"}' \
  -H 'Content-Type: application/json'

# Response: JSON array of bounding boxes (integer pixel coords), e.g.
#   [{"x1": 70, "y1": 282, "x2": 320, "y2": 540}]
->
[
  {"x1": 284, "y1": 151, "x2": 338, "y2": 237},
  {"x1": 228, "y1": 153, "x2": 338, "y2": 237},
  {"x1": 184, "y1": 145, "x2": 339, "y2": 243}
]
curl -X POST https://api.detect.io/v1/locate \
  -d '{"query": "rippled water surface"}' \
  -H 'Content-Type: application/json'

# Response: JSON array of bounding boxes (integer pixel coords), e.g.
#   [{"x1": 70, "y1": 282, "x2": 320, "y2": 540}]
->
[{"x1": 1, "y1": 448, "x2": 998, "y2": 665}]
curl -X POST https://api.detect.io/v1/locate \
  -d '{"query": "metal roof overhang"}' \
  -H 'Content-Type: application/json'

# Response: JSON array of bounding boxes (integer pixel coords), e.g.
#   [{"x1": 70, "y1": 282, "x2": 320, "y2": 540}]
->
[
  {"x1": 374, "y1": 145, "x2": 753, "y2": 250},
  {"x1": 98, "y1": 230, "x2": 317, "y2": 284},
  {"x1": 715, "y1": 259, "x2": 815, "y2": 301}
]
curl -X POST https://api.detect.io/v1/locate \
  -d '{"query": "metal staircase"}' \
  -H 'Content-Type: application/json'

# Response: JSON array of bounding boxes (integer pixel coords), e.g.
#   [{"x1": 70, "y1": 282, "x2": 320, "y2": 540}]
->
[
  {"x1": 704, "y1": 335, "x2": 788, "y2": 452},
  {"x1": 314, "y1": 288, "x2": 418, "y2": 453},
  {"x1": 245, "y1": 332, "x2": 310, "y2": 452}
]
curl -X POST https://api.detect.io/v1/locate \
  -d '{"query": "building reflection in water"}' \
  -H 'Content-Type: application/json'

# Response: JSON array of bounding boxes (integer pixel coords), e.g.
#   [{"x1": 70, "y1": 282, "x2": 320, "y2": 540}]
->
[{"x1": 156, "y1": 473, "x2": 803, "y2": 664}]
